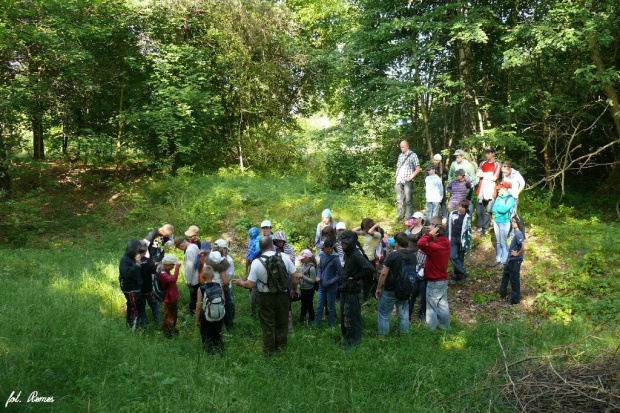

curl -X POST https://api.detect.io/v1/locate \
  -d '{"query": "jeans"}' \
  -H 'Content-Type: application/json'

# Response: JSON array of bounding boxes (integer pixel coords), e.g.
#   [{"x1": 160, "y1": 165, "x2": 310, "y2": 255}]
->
[
  {"x1": 409, "y1": 278, "x2": 427, "y2": 321},
  {"x1": 145, "y1": 294, "x2": 161, "y2": 323},
  {"x1": 377, "y1": 290, "x2": 409, "y2": 335},
  {"x1": 426, "y1": 280, "x2": 450, "y2": 331},
  {"x1": 395, "y1": 181, "x2": 413, "y2": 219},
  {"x1": 476, "y1": 198, "x2": 495, "y2": 230},
  {"x1": 315, "y1": 284, "x2": 338, "y2": 327},
  {"x1": 224, "y1": 287, "x2": 235, "y2": 330},
  {"x1": 340, "y1": 292, "x2": 363, "y2": 347},
  {"x1": 124, "y1": 290, "x2": 147, "y2": 329},
  {"x1": 426, "y1": 202, "x2": 440, "y2": 223},
  {"x1": 493, "y1": 221, "x2": 511, "y2": 264},
  {"x1": 450, "y1": 244, "x2": 468, "y2": 278},
  {"x1": 258, "y1": 292, "x2": 289, "y2": 356},
  {"x1": 500, "y1": 259, "x2": 522, "y2": 304}
]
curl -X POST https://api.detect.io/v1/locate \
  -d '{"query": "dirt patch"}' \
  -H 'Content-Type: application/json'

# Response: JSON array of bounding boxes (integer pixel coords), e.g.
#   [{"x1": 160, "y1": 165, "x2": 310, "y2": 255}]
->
[{"x1": 448, "y1": 231, "x2": 538, "y2": 325}]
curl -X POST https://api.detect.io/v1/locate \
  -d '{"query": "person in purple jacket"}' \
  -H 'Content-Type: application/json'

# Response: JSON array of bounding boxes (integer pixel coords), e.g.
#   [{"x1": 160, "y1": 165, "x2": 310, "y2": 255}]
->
[{"x1": 446, "y1": 169, "x2": 472, "y2": 212}]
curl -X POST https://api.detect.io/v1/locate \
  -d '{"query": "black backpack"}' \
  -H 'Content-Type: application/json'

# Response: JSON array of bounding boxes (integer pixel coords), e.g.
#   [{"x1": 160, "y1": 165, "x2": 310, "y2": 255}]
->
[
  {"x1": 152, "y1": 272, "x2": 166, "y2": 301},
  {"x1": 258, "y1": 252, "x2": 289, "y2": 293},
  {"x1": 394, "y1": 250, "x2": 418, "y2": 301}
]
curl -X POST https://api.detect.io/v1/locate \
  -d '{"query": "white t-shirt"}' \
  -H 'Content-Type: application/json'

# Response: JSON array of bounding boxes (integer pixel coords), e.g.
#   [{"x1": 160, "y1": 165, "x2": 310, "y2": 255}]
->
[
  {"x1": 224, "y1": 255, "x2": 234, "y2": 288},
  {"x1": 248, "y1": 250, "x2": 296, "y2": 293},
  {"x1": 184, "y1": 244, "x2": 200, "y2": 286}
]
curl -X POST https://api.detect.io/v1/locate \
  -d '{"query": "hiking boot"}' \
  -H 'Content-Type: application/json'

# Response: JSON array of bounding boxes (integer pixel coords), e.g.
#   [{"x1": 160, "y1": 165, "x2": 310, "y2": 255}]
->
[{"x1": 488, "y1": 261, "x2": 500, "y2": 267}]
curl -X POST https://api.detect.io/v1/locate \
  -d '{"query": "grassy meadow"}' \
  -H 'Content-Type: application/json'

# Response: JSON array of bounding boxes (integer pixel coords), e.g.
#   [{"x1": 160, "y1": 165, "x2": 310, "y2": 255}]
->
[{"x1": 0, "y1": 164, "x2": 618, "y2": 412}]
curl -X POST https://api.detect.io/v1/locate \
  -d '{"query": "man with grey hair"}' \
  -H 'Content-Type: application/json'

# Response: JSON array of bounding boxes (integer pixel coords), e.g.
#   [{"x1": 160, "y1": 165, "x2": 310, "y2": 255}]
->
[
  {"x1": 394, "y1": 140, "x2": 422, "y2": 220},
  {"x1": 234, "y1": 237, "x2": 300, "y2": 356}
]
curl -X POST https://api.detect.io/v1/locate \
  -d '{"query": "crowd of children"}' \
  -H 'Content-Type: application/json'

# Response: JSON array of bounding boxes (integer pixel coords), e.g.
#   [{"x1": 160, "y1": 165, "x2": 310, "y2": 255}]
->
[{"x1": 118, "y1": 147, "x2": 526, "y2": 354}]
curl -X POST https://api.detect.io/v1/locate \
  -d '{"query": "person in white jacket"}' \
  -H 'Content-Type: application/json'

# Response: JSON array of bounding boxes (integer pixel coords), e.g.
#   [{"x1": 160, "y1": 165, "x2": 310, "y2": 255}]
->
[
  {"x1": 501, "y1": 162, "x2": 526, "y2": 215},
  {"x1": 174, "y1": 237, "x2": 200, "y2": 316}
]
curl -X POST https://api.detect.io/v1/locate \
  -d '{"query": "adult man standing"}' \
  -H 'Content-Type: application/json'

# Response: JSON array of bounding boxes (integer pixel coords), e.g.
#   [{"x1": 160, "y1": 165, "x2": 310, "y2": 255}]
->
[
  {"x1": 234, "y1": 237, "x2": 299, "y2": 356},
  {"x1": 448, "y1": 149, "x2": 477, "y2": 182},
  {"x1": 375, "y1": 232, "x2": 415, "y2": 338},
  {"x1": 394, "y1": 140, "x2": 422, "y2": 220},
  {"x1": 174, "y1": 237, "x2": 200, "y2": 316},
  {"x1": 501, "y1": 161, "x2": 526, "y2": 215},
  {"x1": 417, "y1": 224, "x2": 451, "y2": 331},
  {"x1": 475, "y1": 148, "x2": 501, "y2": 235}
]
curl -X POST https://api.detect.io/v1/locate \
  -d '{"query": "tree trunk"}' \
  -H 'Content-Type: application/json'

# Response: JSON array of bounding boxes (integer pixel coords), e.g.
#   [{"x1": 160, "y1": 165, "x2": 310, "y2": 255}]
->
[
  {"x1": 32, "y1": 110, "x2": 45, "y2": 160},
  {"x1": 0, "y1": 128, "x2": 11, "y2": 197},
  {"x1": 458, "y1": 39, "x2": 477, "y2": 137},
  {"x1": 542, "y1": 112, "x2": 554, "y2": 191},
  {"x1": 420, "y1": 95, "x2": 434, "y2": 158}
]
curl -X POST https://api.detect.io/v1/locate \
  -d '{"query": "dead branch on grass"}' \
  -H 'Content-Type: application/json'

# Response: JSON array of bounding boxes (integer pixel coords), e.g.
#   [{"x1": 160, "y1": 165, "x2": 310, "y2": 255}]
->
[{"x1": 495, "y1": 330, "x2": 620, "y2": 412}]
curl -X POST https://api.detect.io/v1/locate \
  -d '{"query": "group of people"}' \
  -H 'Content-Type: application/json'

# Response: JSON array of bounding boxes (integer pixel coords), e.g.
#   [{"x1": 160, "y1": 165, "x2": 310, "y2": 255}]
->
[
  {"x1": 394, "y1": 141, "x2": 527, "y2": 312},
  {"x1": 117, "y1": 141, "x2": 527, "y2": 356},
  {"x1": 118, "y1": 224, "x2": 236, "y2": 353}
]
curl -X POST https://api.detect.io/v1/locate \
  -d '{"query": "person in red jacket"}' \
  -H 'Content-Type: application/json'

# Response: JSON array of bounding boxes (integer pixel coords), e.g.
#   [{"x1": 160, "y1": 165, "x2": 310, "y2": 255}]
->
[
  {"x1": 417, "y1": 221, "x2": 451, "y2": 330},
  {"x1": 158, "y1": 254, "x2": 181, "y2": 338}
]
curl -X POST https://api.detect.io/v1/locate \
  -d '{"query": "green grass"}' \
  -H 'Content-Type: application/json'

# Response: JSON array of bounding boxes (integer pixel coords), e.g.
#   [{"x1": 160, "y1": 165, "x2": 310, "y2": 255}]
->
[{"x1": 0, "y1": 166, "x2": 618, "y2": 411}]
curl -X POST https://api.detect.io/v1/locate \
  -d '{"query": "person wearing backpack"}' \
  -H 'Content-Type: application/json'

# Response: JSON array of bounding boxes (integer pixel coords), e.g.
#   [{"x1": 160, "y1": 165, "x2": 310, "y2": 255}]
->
[
  {"x1": 158, "y1": 254, "x2": 181, "y2": 338},
  {"x1": 298, "y1": 249, "x2": 317, "y2": 325},
  {"x1": 448, "y1": 199, "x2": 472, "y2": 285},
  {"x1": 119, "y1": 239, "x2": 146, "y2": 330},
  {"x1": 375, "y1": 232, "x2": 416, "y2": 338},
  {"x1": 337, "y1": 230, "x2": 376, "y2": 348},
  {"x1": 491, "y1": 182, "x2": 516, "y2": 270},
  {"x1": 417, "y1": 223, "x2": 451, "y2": 331},
  {"x1": 314, "y1": 239, "x2": 342, "y2": 327},
  {"x1": 234, "y1": 236, "x2": 300, "y2": 356},
  {"x1": 195, "y1": 265, "x2": 225, "y2": 354}
]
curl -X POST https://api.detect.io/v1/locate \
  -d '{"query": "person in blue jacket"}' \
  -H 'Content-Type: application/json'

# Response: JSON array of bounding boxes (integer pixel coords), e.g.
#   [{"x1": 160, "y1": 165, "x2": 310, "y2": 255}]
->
[{"x1": 314, "y1": 239, "x2": 342, "y2": 327}]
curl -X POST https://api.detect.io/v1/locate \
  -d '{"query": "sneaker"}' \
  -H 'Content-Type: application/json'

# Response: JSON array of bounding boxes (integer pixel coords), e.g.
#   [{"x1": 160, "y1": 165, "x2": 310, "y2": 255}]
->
[
  {"x1": 456, "y1": 274, "x2": 470, "y2": 284},
  {"x1": 488, "y1": 261, "x2": 500, "y2": 267},
  {"x1": 448, "y1": 278, "x2": 457, "y2": 285}
]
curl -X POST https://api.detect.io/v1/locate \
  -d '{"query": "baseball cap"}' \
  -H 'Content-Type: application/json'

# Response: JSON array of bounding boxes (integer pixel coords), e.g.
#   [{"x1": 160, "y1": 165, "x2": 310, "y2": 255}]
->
[
  {"x1": 433, "y1": 154, "x2": 442, "y2": 161},
  {"x1": 412, "y1": 211, "x2": 424, "y2": 219},
  {"x1": 454, "y1": 149, "x2": 465, "y2": 156},
  {"x1": 497, "y1": 181, "x2": 511, "y2": 189},
  {"x1": 336, "y1": 222, "x2": 346, "y2": 230},
  {"x1": 260, "y1": 220, "x2": 272, "y2": 228}
]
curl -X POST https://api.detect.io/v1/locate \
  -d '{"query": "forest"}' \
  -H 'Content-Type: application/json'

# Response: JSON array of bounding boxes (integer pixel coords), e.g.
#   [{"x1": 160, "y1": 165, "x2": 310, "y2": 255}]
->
[
  {"x1": 1, "y1": 0, "x2": 619, "y2": 411},
  {"x1": 1, "y1": 0, "x2": 619, "y2": 194}
]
